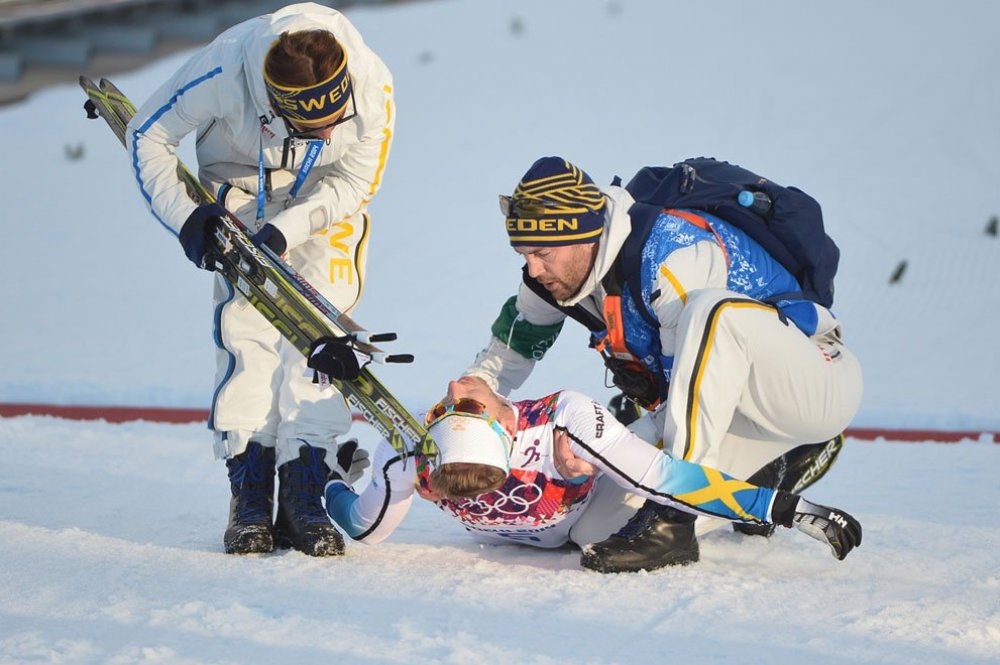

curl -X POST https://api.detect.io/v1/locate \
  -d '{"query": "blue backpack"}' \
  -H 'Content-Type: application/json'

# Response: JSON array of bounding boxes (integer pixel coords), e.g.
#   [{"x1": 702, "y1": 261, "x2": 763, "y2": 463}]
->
[{"x1": 621, "y1": 157, "x2": 839, "y2": 307}]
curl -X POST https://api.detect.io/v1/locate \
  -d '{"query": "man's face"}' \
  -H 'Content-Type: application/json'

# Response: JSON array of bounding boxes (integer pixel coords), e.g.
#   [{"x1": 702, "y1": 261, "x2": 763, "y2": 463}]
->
[
  {"x1": 515, "y1": 242, "x2": 598, "y2": 301},
  {"x1": 287, "y1": 113, "x2": 345, "y2": 140}
]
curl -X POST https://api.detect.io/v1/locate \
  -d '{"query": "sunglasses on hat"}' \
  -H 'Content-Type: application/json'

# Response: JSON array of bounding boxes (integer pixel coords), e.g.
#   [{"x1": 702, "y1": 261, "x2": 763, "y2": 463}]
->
[
  {"x1": 500, "y1": 194, "x2": 590, "y2": 218},
  {"x1": 425, "y1": 397, "x2": 510, "y2": 444},
  {"x1": 284, "y1": 90, "x2": 357, "y2": 140}
]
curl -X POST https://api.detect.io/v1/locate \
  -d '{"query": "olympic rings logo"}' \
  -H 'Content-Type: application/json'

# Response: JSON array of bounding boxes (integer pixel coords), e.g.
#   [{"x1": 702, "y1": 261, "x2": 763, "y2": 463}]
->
[{"x1": 453, "y1": 480, "x2": 543, "y2": 518}]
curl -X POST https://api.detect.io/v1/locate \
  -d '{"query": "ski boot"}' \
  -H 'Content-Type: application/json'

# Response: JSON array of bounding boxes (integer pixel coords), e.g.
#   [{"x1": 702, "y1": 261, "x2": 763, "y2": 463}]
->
[
  {"x1": 274, "y1": 443, "x2": 345, "y2": 557},
  {"x1": 734, "y1": 432, "x2": 845, "y2": 537},
  {"x1": 581, "y1": 501, "x2": 698, "y2": 573},
  {"x1": 224, "y1": 441, "x2": 276, "y2": 554}
]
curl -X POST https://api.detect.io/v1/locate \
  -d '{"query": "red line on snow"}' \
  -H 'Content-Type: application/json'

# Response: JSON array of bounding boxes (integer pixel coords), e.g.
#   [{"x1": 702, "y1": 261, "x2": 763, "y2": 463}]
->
[
  {"x1": 0, "y1": 403, "x2": 367, "y2": 425},
  {"x1": 0, "y1": 403, "x2": 995, "y2": 444},
  {"x1": 842, "y1": 427, "x2": 995, "y2": 443},
  {"x1": 0, "y1": 403, "x2": 210, "y2": 424}
]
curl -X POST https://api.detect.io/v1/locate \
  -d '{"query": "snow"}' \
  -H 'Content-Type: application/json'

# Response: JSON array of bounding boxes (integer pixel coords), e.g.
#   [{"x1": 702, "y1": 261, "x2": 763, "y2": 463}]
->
[
  {"x1": 3, "y1": 420, "x2": 998, "y2": 664},
  {"x1": 1, "y1": 0, "x2": 999, "y2": 663}
]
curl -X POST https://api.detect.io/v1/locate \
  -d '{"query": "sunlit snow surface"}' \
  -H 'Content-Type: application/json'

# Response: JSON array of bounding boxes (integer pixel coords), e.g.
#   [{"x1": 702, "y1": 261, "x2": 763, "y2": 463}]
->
[{"x1": 2, "y1": 0, "x2": 999, "y2": 662}]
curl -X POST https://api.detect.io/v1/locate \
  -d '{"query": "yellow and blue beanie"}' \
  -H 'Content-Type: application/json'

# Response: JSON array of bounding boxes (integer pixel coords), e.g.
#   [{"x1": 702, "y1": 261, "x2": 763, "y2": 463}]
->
[
  {"x1": 264, "y1": 41, "x2": 352, "y2": 125},
  {"x1": 503, "y1": 157, "x2": 606, "y2": 247}
]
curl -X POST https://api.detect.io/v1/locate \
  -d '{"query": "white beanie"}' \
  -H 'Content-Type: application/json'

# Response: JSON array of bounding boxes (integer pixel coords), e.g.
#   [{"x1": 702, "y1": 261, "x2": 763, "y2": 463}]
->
[{"x1": 427, "y1": 413, "x2": 512, "y2": 473}]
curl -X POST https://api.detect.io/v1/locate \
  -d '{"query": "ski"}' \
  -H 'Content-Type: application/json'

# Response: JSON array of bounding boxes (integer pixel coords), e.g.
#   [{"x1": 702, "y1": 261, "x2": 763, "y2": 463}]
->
[{"x1": 80, "y1": 76, "x2": 434, "y2": 457}]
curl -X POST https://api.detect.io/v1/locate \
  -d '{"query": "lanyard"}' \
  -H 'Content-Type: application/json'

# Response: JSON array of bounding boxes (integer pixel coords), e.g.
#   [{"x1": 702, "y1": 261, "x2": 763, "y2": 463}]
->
[{"x1": 256, "y1": 133, "x2": 324, "y2": 221}]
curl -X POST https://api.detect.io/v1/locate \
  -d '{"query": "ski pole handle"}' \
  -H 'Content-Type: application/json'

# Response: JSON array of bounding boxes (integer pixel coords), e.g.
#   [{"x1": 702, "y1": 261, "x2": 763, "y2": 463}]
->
[
  {"x1": 387, "y1": 354, "x2": 414, "y2": 363},
  {"x1": 357, "y1": 332, "x2": 398, "y2": 344}
]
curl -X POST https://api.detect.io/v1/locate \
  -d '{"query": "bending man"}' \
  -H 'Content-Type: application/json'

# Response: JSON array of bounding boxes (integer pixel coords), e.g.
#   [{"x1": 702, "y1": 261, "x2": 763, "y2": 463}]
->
[{"x1": 126, "y1": 3, "x2": 393, "y2": 556}]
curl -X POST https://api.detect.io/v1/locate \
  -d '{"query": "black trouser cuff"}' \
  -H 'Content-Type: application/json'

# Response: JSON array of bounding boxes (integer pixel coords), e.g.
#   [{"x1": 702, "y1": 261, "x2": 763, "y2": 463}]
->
[{"x1": 770, "y1": 490, "x2": 798, "y2": 527}]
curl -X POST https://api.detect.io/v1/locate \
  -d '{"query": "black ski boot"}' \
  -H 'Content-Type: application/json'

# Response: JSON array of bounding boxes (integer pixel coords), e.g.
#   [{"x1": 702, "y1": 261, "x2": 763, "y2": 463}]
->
[
  {"x1": 734, "y1": 432, "x2": 845, "y2": 537},
  {"x1": 224, "y1": 441, "x2": 276, "y2": 554},
  {"x1": 274, "y1": 443, "x2": 345, "y2": 557},
  {"x1": 581, "y1": 501, "x2": 699, "y2": 573}
]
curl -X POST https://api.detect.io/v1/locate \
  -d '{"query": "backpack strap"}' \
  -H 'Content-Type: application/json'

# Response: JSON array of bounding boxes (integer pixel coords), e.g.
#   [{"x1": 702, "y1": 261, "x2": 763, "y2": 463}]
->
[
  {"x1": 617, "y1": 202, "x2": 662, "y2": 328},
  {"x1": 664, "y1": 208, "x2": 731, "y2": 270}
]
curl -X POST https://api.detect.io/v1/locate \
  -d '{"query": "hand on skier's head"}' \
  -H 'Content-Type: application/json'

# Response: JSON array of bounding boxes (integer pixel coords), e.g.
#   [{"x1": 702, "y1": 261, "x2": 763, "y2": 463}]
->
[{"x1": 441, "y1": 376, "x2": 504, "y2": 414}]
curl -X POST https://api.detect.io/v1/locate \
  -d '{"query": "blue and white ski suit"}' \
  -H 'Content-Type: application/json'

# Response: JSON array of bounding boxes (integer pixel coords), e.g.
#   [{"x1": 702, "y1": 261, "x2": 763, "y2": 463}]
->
[{"x1": 325, "y1": 391, "x2": 784, "y2": 549}]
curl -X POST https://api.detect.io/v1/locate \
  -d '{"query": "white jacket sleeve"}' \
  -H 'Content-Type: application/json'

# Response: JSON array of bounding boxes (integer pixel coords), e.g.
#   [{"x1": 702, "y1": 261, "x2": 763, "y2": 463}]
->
[
  {"x1": 324, "y1": 439, "x2": 416, "y2": 544},
  {"x1": 465, "y1": 282, "x2": 567, "y2": 395},
  {"x1": 268, "y1": 77, "x2": 395, "y2": 249},
  {"x1": 125, "y1": 48, "x2": 234, "y2": 236},
  {"x1": 464, "y1": 338, "x2": 536, "y2": 396}
]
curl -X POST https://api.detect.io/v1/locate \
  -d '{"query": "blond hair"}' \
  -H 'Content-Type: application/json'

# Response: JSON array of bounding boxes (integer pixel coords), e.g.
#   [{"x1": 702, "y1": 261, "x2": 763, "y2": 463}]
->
[{"x1": 430, "y1": 462, "x2": 506, "y2": 499}]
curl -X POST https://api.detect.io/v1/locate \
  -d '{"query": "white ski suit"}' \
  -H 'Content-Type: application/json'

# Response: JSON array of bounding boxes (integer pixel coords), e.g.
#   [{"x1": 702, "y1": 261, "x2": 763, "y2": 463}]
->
[{"x1": 125, "y1": 3, "x2": 395, "y2": 463}]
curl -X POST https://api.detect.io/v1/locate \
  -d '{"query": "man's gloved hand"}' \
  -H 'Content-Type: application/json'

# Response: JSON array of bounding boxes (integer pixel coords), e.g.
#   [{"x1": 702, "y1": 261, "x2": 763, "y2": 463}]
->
[
  {"x1": 178, "y1": 203, "x2": 226, "y2": 270},
  {"x1": 250, "y1": 223, "x2": 288, "y2": 256},
  {"x1": 327, "y1": 439, "x2": 371, "y2": 487},
  {"x1": 308, "y1": 336, "x2": 363, "y2": 382}
]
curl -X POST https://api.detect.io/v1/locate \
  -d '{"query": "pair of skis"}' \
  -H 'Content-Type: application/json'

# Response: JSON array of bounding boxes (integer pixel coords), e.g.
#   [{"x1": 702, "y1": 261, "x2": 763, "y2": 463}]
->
[{"x1": 79, "y1": 76, "x2": 433, "y2": 458}]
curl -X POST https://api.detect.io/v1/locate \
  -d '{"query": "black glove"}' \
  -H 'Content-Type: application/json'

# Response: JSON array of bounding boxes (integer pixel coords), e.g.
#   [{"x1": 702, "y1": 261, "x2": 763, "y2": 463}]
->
[
  {"x1": 178, "y1": 203, "x2": 226, "y2": 271},
  {"x1": 307, "y1": 336, "x2": 362, "y2": 381},
  {"x1": 250, "y1": 223, "x2": 287, "y2": 256},
  {"x1": 327, "y1": 438, "x2": 371, "y2": 487},
  {"x1": 772, "y1": 491, "x2": 862, "y2": 560}
]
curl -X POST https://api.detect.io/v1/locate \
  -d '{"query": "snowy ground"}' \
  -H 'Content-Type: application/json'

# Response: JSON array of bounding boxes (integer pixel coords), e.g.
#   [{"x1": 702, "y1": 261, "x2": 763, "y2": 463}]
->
[
  {"x1": 2, "y1": 0, "x2": 999, "y2": 663},
  {"x1": 2, "y1": 418, "x2": 998, "y2": 664}
]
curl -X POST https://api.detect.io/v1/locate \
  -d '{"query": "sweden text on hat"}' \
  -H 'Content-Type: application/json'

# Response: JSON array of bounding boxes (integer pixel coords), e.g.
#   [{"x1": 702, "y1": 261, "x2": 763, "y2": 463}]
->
[{"x1": 502, "y1": 156, "x2": 607, "y2": 247}]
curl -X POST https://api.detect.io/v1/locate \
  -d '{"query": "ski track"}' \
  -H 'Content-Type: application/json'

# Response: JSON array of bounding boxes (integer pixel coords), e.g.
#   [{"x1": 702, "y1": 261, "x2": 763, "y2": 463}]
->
[{"x1": 1, "y1": 417, "x2": 998, "y2": 664}]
